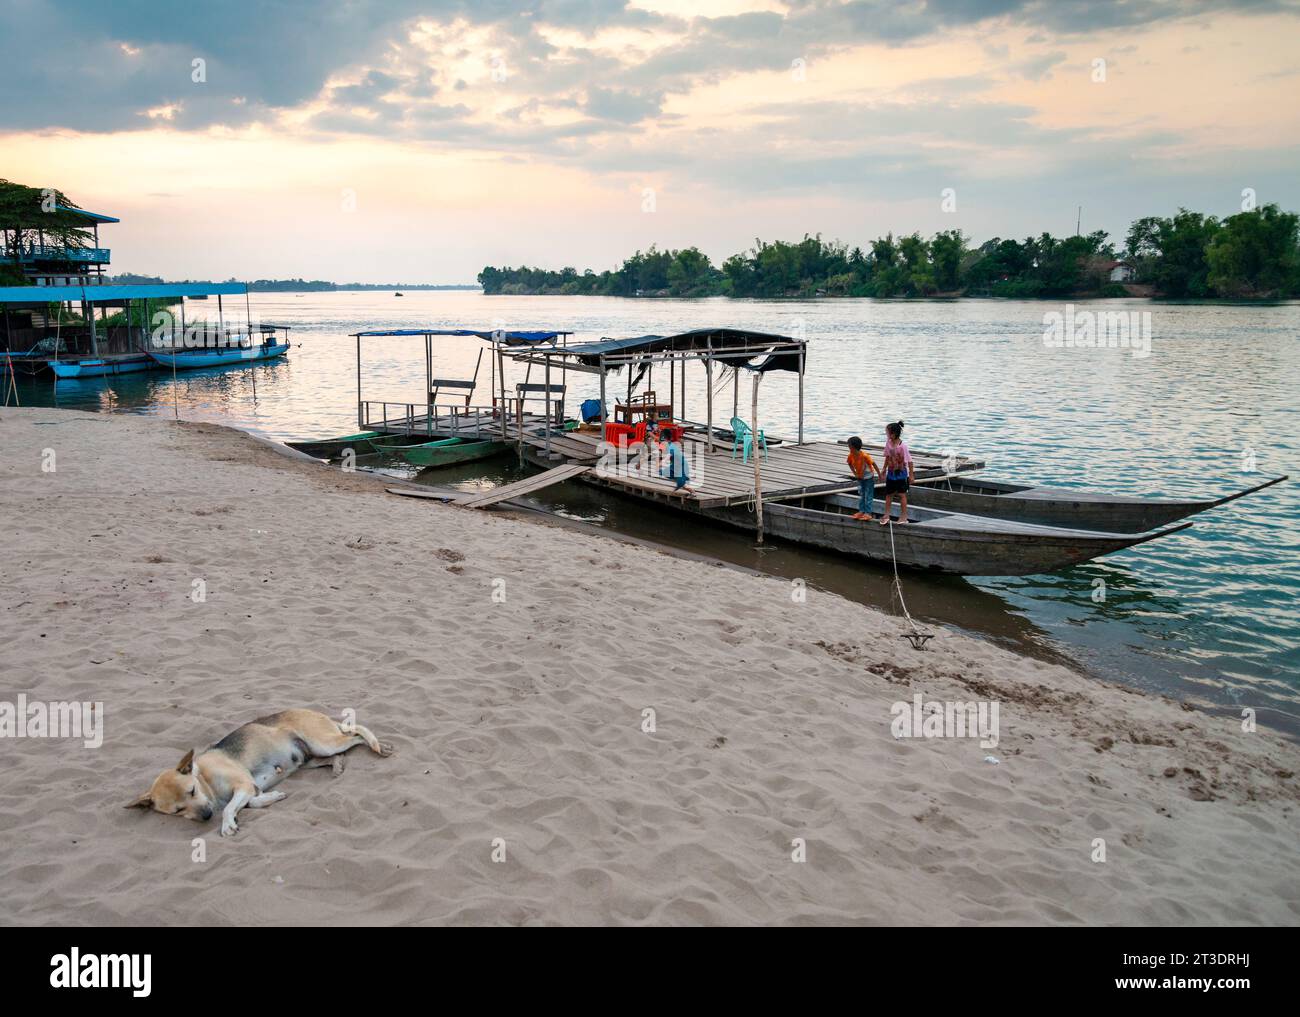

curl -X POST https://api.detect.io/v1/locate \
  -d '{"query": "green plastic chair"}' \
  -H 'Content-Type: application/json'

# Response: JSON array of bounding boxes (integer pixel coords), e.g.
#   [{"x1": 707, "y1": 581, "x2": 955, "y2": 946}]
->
[{"x1": 730, "y1": 416, "x2": 767, "y2": 463}]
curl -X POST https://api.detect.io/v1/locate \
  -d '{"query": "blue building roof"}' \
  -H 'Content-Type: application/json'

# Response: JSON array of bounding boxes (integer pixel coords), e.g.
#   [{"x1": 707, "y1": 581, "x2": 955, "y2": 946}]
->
[
  {"x1": 0, "y1": 282, "x2": 248, "y2": 304},
  {"x1": 54, "y1": 205, "x2": 120, "y2": 224}
]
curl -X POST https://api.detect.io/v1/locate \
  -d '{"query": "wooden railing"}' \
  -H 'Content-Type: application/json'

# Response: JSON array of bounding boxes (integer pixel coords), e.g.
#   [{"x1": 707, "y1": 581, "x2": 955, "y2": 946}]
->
[{"x1": 17, "y1": 245, "x2": 110, "y2": 264}]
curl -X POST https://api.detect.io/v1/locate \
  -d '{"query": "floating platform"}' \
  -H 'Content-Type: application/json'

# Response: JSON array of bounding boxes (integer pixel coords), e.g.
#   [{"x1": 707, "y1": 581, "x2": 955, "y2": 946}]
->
[{"x1": 366, "y1": 409, "x2": 984, "y2": 510}]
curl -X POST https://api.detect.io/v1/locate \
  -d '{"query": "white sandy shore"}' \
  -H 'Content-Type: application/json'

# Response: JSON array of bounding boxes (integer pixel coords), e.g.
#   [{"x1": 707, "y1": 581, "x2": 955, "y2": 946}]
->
[{"x1": 0, "y1": 407, "x2": 1296, "y2": 926}]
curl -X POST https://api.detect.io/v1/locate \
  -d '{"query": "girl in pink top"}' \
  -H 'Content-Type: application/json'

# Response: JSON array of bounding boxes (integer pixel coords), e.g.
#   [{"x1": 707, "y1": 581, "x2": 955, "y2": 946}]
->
[{"x1": 879, "y1": 420, "x2": 913, "y2": 524}]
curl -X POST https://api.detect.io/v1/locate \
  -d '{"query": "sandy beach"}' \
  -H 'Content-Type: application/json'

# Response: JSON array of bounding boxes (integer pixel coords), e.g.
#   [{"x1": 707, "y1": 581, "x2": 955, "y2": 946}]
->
[{"x1": 0, "y1": 406, "x2": 1296, "y2": 926}]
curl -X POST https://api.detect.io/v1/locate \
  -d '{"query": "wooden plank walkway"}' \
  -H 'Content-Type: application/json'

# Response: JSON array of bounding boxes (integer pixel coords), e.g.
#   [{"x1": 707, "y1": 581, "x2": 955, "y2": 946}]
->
[
  {"x1": 372, "y1": 412, "x2": 985, "y2": 509},
  {"x1": 456, "y1": 464, "x2": 591, "y2": 509},
  {"x1": 559, "y1": 433, "x2": 984, "y2": 508}
]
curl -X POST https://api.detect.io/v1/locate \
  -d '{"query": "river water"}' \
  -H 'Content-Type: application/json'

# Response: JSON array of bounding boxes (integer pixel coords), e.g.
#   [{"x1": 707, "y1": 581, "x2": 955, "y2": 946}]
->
[{"x1": 15, "y1": 291, "x2": 1299, "y2": 729}]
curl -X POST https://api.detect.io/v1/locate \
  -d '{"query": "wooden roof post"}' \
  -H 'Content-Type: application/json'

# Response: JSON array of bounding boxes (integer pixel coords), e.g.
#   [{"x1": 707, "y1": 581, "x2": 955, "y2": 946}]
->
[
  {"x1": 797, "y1": 344, "x2": 805, "y2": 445},
  {"x1": 668, "y1": 348, "x2": 674, "y2": 416},
  {"x1": 752, "y1": 369, "x2": 763, "y2": 544},
  {"x1": 598, "y1": 354, "x2": 607, "y2": 444},
  {"x1": 496, "y1": 334, "x2": 507, "y2": 432},
  {"x1": 680, "y1": 348, "x2": 686, "y2": 421},
  {"x1": 544, "y1": 351, "x2": 552, "y2": 458},
  {"x1": 705, "y1": 337, "x2": 714, "y2": 452}
]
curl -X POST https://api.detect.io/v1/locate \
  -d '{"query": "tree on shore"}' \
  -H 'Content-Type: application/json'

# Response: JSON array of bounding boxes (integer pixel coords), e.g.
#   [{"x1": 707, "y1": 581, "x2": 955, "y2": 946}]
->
[
  {"x1": 477, "y1": 203, "x2": 1300, "y2": 300},
  {"x1": 0, "y1": 179, "x2": 95, "y2": 285}
]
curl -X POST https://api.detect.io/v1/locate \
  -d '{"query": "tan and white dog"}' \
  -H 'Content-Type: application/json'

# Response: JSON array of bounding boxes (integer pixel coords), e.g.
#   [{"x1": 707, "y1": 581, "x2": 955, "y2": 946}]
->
[{"x1": 126, "y1": 709, "x2": 392, "y2": 836}]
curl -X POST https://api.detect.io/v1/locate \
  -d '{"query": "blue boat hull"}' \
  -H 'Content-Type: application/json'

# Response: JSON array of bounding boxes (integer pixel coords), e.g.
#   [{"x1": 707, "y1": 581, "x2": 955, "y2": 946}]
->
[
  {"x1": 147, "y1": 342, "x2": 290, "y2": 370},
  {"x1": 51, "y1": 354, "x2": 154, "y2": 378}
]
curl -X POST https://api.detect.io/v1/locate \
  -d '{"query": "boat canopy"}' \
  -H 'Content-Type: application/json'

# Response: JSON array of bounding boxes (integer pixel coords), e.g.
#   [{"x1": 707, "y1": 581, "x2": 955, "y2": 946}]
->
[
  {"x1": 558, "y1": 327, "x2": 805, "y2": 371},
  {"x1": 351, "y1": 328, "x2": 568, "y2": 346},
  {"x1": 0, "y1": 282, "x2": 247, "y2": 304}
]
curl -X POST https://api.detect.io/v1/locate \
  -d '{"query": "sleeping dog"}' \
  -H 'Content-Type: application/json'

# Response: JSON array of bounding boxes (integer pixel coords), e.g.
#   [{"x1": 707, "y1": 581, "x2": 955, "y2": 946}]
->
[{"x1": 126, "y1": 709, "x2": 392, "y2": 836}]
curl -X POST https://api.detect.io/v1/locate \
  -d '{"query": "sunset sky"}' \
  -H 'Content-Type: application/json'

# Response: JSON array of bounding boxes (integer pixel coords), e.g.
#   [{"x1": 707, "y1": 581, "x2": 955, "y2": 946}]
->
[{"x1": 3, "y1": 0, "x2": 1298, "y2": 282}]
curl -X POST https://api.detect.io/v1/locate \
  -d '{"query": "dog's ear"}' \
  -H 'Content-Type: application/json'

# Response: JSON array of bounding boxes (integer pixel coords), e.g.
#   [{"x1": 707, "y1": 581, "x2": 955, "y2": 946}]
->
[
  {"x1": 176, "y1": 749, "x2": 195, "y2": 774},
  {"x1": 124, "y1": 792, "x2": 153, "y2": 810}
]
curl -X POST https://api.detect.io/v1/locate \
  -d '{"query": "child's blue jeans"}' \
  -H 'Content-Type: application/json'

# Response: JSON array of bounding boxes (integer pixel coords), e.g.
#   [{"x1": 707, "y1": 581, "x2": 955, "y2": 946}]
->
[{"x1": 857, "y1": 477, "x2": 874, "y2": 514}]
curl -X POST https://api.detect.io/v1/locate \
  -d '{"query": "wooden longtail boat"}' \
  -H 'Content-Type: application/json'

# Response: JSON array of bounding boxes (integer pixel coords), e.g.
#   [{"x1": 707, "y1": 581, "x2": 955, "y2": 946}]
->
[
  {"x1": 51, "y1": 354, "x2": 153, "y2": 378},
  {"x1": 708, "y1": 492, "x2": 1193, "y2": 576},
  {"x1": 147, "y1": 341, "x2": 289, "y2": 370},
  {"x1": 285, "y1": 431, "x2": 428, "y2": 458},
  {"x1": 905, "y1": 475, "x2": 1287, "y2": 533},
  {"x1": 373, "y1": 436, "x2": 509, "y2": 468}
]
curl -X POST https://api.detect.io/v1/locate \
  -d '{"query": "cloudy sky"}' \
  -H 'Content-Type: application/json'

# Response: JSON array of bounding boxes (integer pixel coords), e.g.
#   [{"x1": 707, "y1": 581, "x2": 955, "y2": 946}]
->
[{"x1": 3, "y1": 0, "x2": 1298, "y2": 282}]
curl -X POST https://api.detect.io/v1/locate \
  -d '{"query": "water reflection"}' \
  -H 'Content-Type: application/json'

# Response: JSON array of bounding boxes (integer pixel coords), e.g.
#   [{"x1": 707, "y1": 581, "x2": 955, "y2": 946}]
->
[{"x1": 12, "y1": 291, "x2": 1299, "y2": 729}]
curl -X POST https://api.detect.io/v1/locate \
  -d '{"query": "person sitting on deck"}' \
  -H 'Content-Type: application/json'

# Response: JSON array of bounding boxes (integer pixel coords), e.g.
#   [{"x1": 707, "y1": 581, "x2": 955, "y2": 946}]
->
[
  {"x1": 846, "y1": 435, "x2": 882, "y2": 521},
  {"x1": 660, "y1": 434, "x2": 690, "y2": 493},
  {"x1": 879, "y1": 420, "x2": 913, "y2": 524}
]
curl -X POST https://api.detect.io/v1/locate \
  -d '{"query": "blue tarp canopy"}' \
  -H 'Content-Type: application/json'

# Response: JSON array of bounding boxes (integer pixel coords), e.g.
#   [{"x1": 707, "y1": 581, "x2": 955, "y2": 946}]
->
[
  {"x1": 0, "y1": 283, "x2": 247, "y2": 304},
  {"x1": 560, "y1": 327, "x2": 804, "y2": 371},
  {"x1": 352, "y1": 327, "x2": 567, "y2": 346}
]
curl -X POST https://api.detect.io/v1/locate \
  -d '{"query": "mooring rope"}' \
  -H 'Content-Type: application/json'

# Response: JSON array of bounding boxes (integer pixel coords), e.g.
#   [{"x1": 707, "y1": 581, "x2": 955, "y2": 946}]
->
[
  {"x1": 886, "y1": 517, "x2": 934, "y2": 650},
  {"x1": 3, "y1": 350, "x2": 18, "y2": 407}
]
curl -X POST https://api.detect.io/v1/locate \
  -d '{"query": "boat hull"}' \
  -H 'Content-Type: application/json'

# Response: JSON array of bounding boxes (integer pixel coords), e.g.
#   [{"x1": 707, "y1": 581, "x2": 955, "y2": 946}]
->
[
  {"x1": 147, "y1": 342, "x2": 289, "y2": 370},
  {"x1": 906, "y1": 475, "x2": 1287, "y2": 532},
  {"x1": 516, "y1": 448, "x2": 1190, "y2": 576},
  {"x1": 377, "y1": 437, "x2": 509, "y2": 468},
  {"x1": 285, "y1": 432, "x2": 425, "y2": 458},
  {"x1": 708, "y1": 495, "x2": 1191, "y2": 575},
  {"x1": 51, "y1": 354, "x2": 153, "y2": 378}
]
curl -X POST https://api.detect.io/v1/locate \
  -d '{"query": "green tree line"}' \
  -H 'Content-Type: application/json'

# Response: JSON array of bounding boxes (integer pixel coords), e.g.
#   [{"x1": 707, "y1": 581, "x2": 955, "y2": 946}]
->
[{"x1": 478, "y1": 204, "x2": 1300, "y2": 300}]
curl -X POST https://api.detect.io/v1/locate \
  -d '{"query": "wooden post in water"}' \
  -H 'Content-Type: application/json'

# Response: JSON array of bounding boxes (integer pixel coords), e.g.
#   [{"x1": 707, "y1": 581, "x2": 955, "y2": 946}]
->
[
  {"x1": 752, "y1": 370, "x2": 763, "y2": 545},
  {"x1": 85, "y1": 297, "x2": 98, "y2": 355}
]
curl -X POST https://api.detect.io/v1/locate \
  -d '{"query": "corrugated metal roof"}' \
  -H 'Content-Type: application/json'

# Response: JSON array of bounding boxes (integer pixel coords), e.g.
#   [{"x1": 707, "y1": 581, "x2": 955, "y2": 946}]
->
[
  {"x1": 563, "y1": 327, "x2": 802, "y2": 360},
  {"x1": 54, "y1": 205, "x2": 121, "y2": 224},
  {"x1": 352, "y1": 328, "x2": 567, "y2": 345},
  {"x1": 0, "y1": 283, "x2": 248, "y2": 304}
]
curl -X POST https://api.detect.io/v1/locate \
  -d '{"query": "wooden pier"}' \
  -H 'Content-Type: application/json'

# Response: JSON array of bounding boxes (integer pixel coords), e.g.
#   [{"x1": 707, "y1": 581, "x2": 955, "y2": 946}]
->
[{"x1": 366, "y1": 407, "x2": 983, "y2": 510}]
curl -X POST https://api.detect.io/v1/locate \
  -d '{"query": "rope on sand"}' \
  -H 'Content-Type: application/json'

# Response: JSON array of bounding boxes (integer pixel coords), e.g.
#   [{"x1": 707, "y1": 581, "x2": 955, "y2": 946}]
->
[
  {"x1": 2, "y1": 351, "x2": 18, "y2": 407},
  {"x1": 886, "y1": 518, "x2": 934, "y2": 650}
]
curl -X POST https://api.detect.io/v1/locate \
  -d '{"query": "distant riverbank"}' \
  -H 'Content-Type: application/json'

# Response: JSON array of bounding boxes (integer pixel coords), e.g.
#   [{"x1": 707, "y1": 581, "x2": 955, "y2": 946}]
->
[{"x1": 479, "y1": 203, "x2": 1300, "y2": 302}]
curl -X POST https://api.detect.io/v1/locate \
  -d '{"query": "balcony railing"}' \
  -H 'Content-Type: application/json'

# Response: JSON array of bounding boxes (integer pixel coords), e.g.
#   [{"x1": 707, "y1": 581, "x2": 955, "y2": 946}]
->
[{"x1": 17, "y1": 245, "x2": 111, "y2": 264}]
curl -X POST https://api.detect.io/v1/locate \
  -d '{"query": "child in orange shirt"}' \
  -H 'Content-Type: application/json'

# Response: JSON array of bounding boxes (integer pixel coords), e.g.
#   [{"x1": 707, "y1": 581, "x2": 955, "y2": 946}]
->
[{"x1": 846, "y1": 436, "x2": 882, "y2": 520}]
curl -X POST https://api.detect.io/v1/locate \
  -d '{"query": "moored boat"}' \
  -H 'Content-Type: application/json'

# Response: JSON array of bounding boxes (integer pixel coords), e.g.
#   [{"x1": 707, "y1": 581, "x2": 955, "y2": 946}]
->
[
  {"x1": 147, "y1": 340, "x2": 289, "y2": 370},
  {"x1": 285, "y1": 431, "x2": 427, "y2": 458},
  {"x1": 708, "y1": 492, "x2": 1193, "y2": 576},
  {"x1": 906, "y1": 474, "x2": 1288, "y2": 532},
  {"x1": 373, "y1": 436, "x2": 508, "y2": 468},
  {"x1": 51, "y1": 354, "x2": 154, "y2": 378}
]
